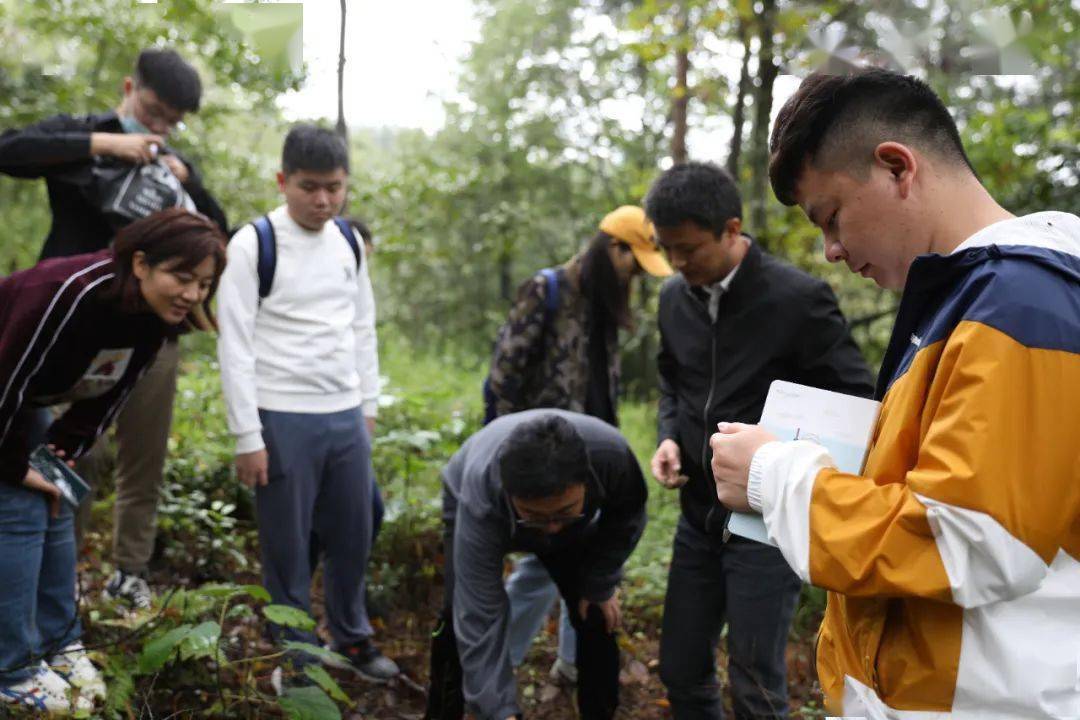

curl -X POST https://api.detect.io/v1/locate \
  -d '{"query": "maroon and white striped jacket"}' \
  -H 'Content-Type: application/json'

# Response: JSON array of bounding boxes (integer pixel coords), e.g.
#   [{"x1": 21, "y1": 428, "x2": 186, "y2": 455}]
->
[{"x1": 0, "y1": 250, "x2": 168, "y2": 485}]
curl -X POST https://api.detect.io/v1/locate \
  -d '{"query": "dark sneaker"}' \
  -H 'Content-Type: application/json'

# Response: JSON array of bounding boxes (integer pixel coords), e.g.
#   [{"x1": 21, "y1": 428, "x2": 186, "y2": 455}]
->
[
  {"x1": 330, "y1": 639, "x2": 399, "y2": 683},
  {"x1": 103, "y1": 569, "x2": 152, "y2": 610}
]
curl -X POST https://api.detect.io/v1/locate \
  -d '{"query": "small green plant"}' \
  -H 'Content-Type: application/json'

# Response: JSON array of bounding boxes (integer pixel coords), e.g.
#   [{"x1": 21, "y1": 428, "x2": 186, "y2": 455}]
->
[{"x1": 96, "y1": 583, "x2": 351, "y2": 719}]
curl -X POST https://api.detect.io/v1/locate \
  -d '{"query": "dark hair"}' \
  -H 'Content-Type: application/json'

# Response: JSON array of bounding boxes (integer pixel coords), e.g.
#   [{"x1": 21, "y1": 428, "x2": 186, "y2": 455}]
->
[
  {"x1": 499, "y1": 414, "x2": 589, "y2": 500},
  {"x1": 769, "y1": 69, "x2": 974, "y2": 206},
  {"x1": 110, "y1": 208, "x2": 228, "y2": 330},
  {"x1": 134, "y1": 48, "x2": 202, "y2": 113},
  {"x1": 346, "y1": 216, "x2": 372, "y2": 245},
  {"x1": 580, "y1": 231, "x2": 632, "y2": 336},
  {"x1": 282, "y1": 124, "x2": 350, "y2": 176},
  {"x1": 644, "y1": 161, "x2": 742, "y2": 235}
]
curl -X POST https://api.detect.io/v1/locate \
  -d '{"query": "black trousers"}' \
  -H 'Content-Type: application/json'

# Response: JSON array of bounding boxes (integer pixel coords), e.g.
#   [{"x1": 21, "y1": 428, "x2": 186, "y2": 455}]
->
[
  {"x1": 659, "y1": 517, "x2": 802, "y2": 720},
  {"x1": 426, "y1": 530, "x2": 620, "y2": 720}
]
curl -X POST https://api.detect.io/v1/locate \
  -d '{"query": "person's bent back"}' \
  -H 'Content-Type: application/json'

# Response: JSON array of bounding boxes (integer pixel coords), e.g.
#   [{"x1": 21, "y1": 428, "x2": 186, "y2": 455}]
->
[{"x1": 427, "y1": 410, "x2": 648, "y2": 720}]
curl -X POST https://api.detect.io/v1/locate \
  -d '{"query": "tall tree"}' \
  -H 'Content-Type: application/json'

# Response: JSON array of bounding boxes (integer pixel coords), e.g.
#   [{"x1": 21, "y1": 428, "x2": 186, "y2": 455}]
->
[
  {"x1": 747, "y1": 0, "x2": 777, "y2": 245},
  {"x1": 670, "y1": 3, "x2": 690, "y2": 164},
  {"x1": 336, "y1": 0, "x2": 348, "y2": 143},
  {"x1": 726, "y1": 15, "x2": 751, "y2": 178}
]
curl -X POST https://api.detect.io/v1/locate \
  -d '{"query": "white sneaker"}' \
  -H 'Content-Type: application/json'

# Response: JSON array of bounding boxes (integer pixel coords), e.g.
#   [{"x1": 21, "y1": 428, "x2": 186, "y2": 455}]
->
[
  {"x1": 103, "y1": 569, "x2": 153, "y2": 610},
  {"x1": 0, "y1": 661, "x2": 84, "y2": 714},
  {"x1": 50, "y1": 642, "x2": 107, "y2": 702}
]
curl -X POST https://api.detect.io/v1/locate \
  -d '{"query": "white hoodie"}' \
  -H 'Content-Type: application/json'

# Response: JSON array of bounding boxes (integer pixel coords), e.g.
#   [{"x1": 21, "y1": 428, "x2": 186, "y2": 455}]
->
[{"x1": 217, "y1": 205, "x2": 380, "y2": 454}]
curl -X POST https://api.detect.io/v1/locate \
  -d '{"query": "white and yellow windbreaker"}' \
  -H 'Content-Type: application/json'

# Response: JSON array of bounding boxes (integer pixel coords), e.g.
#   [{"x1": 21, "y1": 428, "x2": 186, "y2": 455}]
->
[{"x1": 747, "y1": 212, "x2": 1080, "y2": 719}]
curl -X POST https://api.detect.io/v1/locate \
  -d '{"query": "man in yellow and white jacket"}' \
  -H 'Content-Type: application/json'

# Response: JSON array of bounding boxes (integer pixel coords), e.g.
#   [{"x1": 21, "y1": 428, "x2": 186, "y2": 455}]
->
[{"x1": 709, "y1": 69, "x2": 1080, "y2": 719}]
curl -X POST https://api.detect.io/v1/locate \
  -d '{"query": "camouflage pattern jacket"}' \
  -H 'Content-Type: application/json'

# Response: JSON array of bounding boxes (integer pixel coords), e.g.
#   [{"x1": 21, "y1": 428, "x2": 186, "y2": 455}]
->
[{"x1": 487, "y1": 256, "x2": 619, "y2": 422}]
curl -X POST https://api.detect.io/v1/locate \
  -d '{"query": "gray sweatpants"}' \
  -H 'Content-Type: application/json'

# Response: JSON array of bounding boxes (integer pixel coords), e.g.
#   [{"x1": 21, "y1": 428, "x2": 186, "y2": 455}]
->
[{"x1": 257, "y1": 406, "x2": 374, "y2": 650}]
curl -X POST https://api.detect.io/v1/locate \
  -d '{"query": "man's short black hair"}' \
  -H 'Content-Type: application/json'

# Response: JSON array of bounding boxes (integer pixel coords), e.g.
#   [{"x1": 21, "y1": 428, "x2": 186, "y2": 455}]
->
[
  {"x1": 769, "y1": 68, "x2": 974, "y2": 206},
  {"x1": 499, "y1": 414, "x2": 589, "y2": 500},
  {"x1": 135, "y1": 48, "x2": 202, "y2": 113},
  {"x1": 644, "y1": 161, "x2": 742, "y2": 235},
  {"x1": 282, "y1": 124, "x2": 350, "y2": 176}
]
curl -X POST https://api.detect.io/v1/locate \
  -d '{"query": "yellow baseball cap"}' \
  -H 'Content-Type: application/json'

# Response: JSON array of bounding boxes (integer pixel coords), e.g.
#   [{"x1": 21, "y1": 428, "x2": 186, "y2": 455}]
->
[{"x1": 599, "y1": 205, "x2": 673, "y2": 277}]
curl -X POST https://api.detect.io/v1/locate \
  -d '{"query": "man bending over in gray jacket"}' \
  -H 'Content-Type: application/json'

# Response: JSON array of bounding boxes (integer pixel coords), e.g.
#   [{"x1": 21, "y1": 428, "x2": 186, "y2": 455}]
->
[{"x1": 425, "y1": 410, "x2": 647, "y2": 720}]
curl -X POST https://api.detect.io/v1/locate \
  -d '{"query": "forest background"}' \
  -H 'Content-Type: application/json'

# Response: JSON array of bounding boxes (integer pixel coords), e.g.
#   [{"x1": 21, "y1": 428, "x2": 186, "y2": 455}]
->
[{"x1": 1, "y1": 1, "x2": 1075, "y2": 717}]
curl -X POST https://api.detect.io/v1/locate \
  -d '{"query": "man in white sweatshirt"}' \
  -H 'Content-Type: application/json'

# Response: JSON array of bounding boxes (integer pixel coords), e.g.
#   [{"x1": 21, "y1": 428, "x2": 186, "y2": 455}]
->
[{"x1": 216, "y1": 124, "x2": 398, "y2": 683}]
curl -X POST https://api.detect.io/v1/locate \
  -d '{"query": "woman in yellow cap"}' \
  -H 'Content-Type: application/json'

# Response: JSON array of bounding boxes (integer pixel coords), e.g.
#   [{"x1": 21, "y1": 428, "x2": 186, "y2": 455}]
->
[{"x1": 484, "y1": 205, "x2": 672, "y2": 684}]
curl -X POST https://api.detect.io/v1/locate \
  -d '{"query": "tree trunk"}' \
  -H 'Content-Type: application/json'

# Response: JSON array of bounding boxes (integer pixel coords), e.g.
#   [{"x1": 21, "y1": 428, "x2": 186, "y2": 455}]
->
[
  {"x1": 670, "y1": 4, "x2": 690, "y2": 165},
  {"x1": 726, "y1": 18, "x2": 751, "y2": 179},
  {"x1": 748, "y1": 0, "x2": 778, "y2": 246},
  {"x1": 498, "y1": 247, "x2": 513, "y2": 303},
  {"x1": 335, "y1": 0, "x2": 348, "y2": 143}
]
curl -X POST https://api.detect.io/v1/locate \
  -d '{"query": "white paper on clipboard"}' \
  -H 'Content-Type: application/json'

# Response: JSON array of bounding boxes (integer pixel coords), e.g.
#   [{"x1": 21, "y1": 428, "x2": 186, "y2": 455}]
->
[{"x1": 725, "y1": 380, "x2": 881, "y2": 546}]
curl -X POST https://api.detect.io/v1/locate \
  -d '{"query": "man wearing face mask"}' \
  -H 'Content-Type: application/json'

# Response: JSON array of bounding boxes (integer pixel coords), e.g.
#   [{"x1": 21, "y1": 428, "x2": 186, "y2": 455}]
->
[
  {"x1": 0, "y1": 48, "x2": 228, "y2": 610},
  {"x1": 425, "y1": 410, "x2": 647, "y2": 720},
  {"x1": 0, "y1": 47, "x2": 227, "y2": 259}
]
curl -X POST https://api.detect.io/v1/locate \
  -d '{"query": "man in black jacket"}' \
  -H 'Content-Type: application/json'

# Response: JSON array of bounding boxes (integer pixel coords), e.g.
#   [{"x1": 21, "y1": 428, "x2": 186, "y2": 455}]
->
[
  {"x1": 0, "y1": 48, "x2": 227, "y2": 258},
  {"x1": 0, "y1": 48, "x2": 228, "y2": 609},
  {"x1": 645, "y1": 162, "x2": 873, "y2": 719}
]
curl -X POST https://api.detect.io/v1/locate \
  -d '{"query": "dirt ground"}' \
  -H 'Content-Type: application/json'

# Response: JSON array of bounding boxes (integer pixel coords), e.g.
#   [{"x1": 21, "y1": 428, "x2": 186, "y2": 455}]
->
[
  {"x1": 322, "y1": 587, "x2": 825, "y2": 719},
  {"x1": 73, "y1": 523, "x2": 824, "y2": 719}
]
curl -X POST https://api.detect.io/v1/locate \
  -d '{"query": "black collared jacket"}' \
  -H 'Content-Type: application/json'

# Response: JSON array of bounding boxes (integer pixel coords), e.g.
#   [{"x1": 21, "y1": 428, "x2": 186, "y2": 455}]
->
[
  {"x1": 657, "y1": 242, "x2": 875, "y2": 535},
  {"x1": 0, "y1": 110, "x2": 227, "y2": 260}
]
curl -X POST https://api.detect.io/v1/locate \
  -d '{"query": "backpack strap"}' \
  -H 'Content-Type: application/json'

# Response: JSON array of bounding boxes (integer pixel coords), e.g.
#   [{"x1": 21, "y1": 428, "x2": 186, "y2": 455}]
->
[
  {"x1": 538, "y1": 267, "x2": 560, "y2": 325},
  {"x1": 252, "y1": 215, "x2": 276, "y2": 301},
  {"x1": 332, "y1": 217, "x2": 362, "y2": 271},
  {"x1": 252, "y1": 216, "x2": 361, "y2": 303}
]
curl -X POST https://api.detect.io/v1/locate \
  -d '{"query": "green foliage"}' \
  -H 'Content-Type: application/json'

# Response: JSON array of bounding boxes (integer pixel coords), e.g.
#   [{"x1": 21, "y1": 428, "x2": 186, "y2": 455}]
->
[
  {"x1": 157, "y1": 335, "x2": 256, "y2": 580},
  {"x1": 138, "y1": 624, "x2": 197, "y2": 673},
  {"x1": 263, "y1": 604, "x2": 317, "y2": 632},
  {"x1": 91, "y1": 582, "x2": 354, "y2": 716},
  {"x1": 283, "y1": 641, "x2": 350, "y2": 667},
  {"x1": 278, "y1": 685, "x2": 342, "y2": 720},
  {"x1": 81, "y1": 581, "x2": 355, "y2": 717},
  {"x1": 356, "y1": 0, "x2": 668, "y2": 372},
  {"x1": 363, "y1": 339, "x2": 483, "y2": 603},
  {"x1": 617, "y1": 400, "x2": 683, "y2": 623},
  {"x1": 303, "y1": 665, "x2": 353, "y2": 706}
]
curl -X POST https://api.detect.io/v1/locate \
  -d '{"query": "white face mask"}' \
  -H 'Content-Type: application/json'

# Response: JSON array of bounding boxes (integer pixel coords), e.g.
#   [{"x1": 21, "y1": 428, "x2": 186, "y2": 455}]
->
[{"x1": 119, "y1": 113, "x2": 151, "y2": 136}]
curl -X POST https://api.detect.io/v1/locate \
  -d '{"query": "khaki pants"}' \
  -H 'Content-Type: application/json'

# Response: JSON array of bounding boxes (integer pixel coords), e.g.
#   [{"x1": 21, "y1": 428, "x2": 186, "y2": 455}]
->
[{"x1": 75, "y1": 338, "x2": 179, "y2": 574}]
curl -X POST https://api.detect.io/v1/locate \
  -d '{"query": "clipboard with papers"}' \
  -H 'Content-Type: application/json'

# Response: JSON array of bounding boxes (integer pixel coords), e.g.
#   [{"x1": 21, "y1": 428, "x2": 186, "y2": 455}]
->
[{"x1": 725, "y1": 380, "x2": 881, "y2": 546}]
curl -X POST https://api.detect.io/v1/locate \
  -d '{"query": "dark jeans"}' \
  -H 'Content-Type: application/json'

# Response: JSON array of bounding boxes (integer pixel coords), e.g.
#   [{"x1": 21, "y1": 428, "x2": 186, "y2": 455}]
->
[
  {"x1": 426, "y1": 528, "x2": 620, "y2": 720},
  {"x1": 659, "y1": 517, "x2": 801, "y2": 720}
]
